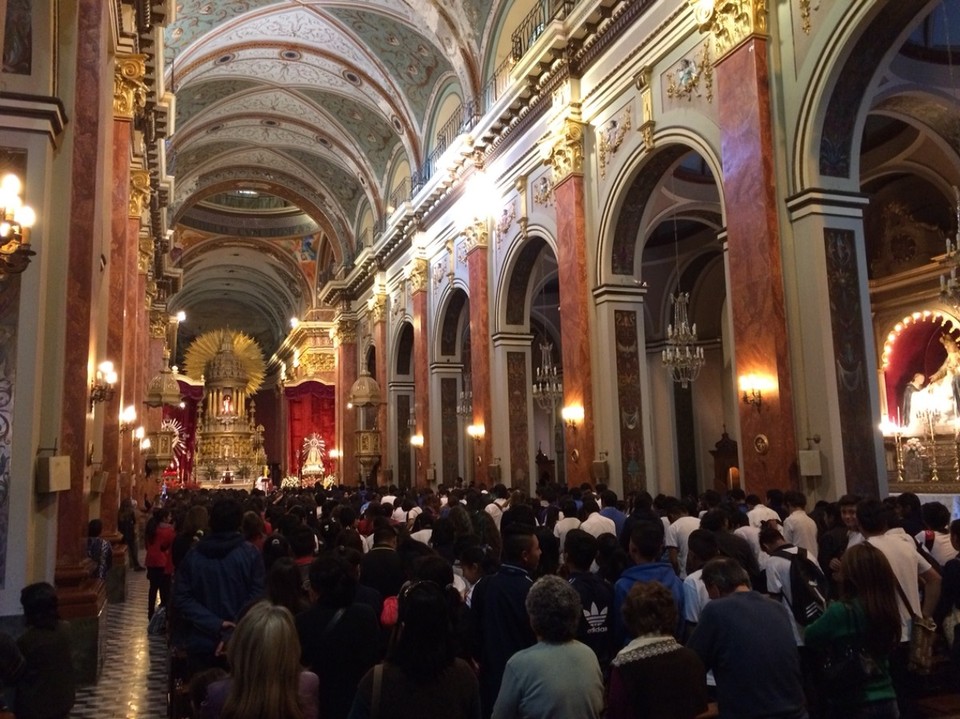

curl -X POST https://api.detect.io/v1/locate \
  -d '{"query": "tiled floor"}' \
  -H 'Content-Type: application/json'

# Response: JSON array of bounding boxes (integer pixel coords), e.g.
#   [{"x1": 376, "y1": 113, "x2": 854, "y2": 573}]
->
[{"x1": 72, "y1": 560, "x2": 168, "y2": 719}]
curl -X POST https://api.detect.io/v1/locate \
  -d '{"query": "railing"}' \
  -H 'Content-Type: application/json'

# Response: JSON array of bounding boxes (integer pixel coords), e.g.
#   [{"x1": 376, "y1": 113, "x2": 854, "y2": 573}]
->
[
  {"x1": 356, "y1": 228, "x2": 370, "y2": 254},
  {"x1": 511, "y1": 0, "x2": 577, "y2": 62},
  {"x1": 388, "y1": 177, "x2": 410, "y2": 213},
  {"x1": 479, "y1": 55, "x2": 516, "y2": 115}
]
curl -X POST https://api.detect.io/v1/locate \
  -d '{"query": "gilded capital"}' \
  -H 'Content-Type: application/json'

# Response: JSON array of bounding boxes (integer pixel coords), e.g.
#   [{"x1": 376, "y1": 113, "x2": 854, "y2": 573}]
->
[
  {"x1": 690, "y1": 0, "x2": 768, "y2": 59},
  {"x1": 114, "y1": 55, "x2": 148, "y2": 120},
  {"x1": 546, "y1": 119, "x2": 585, "y2": 181},
  {"x1": 336, "y1": 316, "x2": 358, "y2": 345},
  {"x1": 138, "y1": 237, "x2": 154, "y2": 274},
  {"x1": 463, "y1": 218, "x2": 489, "y2": 254},
  {"x1": 129, "y1": 170, "x2": 151, "y2": 219},
  {"x1": 409, "y1": 257, "x2": 429, "y2": 294},
  {"x1": 149, "y1": 309, "x2": 167, "y2": 339},
  {"x1": 369, "y1": 293, "x2": 388, "y2": 324}
]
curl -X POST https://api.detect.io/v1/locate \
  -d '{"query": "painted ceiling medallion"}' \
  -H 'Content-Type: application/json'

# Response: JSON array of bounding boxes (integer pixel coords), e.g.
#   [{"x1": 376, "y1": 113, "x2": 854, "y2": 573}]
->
[
  {"x1": 343, "y1": 70, "x2": 362, "y2": 86},
  {"x1": 214, "y1": 53, "x2": 236, "y2": 65},
  {"x1": 280, "y1": 49, "x2": 302, "y2": 61}
]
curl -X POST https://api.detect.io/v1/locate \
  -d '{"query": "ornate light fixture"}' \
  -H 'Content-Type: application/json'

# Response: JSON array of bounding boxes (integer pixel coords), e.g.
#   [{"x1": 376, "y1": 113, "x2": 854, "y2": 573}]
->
[
  {"x1": 661, "y1": 185, "x2": 705, "y2": 388},
  {"x1": 0, "y1": 173, "x2": 36, "y2": 278},
  {"x1": 457, "y1": 374, "x2": 473, "y2": 420},
  {"x1": 89, "y1": 361, "x2": 118, "y2": 410},
  {"x1": 940, "y1": 187, "x2": 960, "y2": 311},
  {"x1": 532, "y1": 341, "x2": 563, "y2": 411},
  {"x1": 144, "y1": 348, "x2": 183, "y2": 408}
]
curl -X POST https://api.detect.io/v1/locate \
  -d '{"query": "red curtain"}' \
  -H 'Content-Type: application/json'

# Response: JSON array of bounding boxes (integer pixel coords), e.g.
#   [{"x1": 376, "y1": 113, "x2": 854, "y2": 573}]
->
[{"x1": 284, "y1": 381, "x2": 336, "y2": 476}]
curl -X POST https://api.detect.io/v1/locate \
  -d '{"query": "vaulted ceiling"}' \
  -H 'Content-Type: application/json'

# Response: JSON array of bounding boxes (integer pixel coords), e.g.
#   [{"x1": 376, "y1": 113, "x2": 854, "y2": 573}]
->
[{"x1": 165, "y1": 0, "x2": 503, "y2": 361}]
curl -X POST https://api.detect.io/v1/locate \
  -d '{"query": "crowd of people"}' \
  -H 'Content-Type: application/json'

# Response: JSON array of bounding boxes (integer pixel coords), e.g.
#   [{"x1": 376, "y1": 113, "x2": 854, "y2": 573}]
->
[{"x1": 126, "y1": 482, "x2": 960, "y2": 719}]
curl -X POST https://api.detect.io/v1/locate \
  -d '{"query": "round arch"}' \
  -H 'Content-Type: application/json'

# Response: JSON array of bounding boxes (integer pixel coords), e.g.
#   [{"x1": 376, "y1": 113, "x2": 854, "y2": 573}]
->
[
  {"x1": 493, "y1": 224, "x2": 559, "y2": 334},
  {"x1": 433, "y1": 282, "x2": 471, "y2": 361}
]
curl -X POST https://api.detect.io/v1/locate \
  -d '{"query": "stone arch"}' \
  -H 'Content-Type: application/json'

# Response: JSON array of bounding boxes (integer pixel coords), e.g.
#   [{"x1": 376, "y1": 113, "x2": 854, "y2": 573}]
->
[{"x1": 494, "y1": 225, "x2": 559, "y2": 333}]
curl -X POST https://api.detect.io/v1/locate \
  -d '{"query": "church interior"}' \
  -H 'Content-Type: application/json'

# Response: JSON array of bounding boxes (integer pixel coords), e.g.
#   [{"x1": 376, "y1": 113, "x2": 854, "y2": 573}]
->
[{"x1": 1, "y1": 0, "x2": 960, "y2": 684}]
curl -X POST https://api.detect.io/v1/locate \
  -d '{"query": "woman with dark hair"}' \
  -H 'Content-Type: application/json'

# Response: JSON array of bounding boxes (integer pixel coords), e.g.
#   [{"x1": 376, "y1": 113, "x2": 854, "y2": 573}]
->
[
  {"x1": 262, "y1": 533, "x2": 293, "y2": 573},
  {"x1": 805, "y1": 542, "x2": 902, "y2": 718},
  {"x1": 917, "y1": 501, "x2": 957, "y2": 567},
  {"x1": 15, "y1": 582, "x2": 76, "y2": 719},
  {"x1": 202, "y1": 601, "x2": 318, "y2": 719},
  {"x1": 606, "y1": 582, "x2": 707, "y2": 719},
  {"x1": 145, "y1": 507, "x2": 175, "y2": 619},
  {"x1": 266, "y1": 557, "x2": 310, "y2": 616},
  {"x1": 491, "y1": 575, "x2": 603, "y2": 719},
  {"x1": 348, "y1": 580, "x2": 480, "y2": 719},
  {"x1": 173, "y1": 504, "x2": 208, "y2": 568}
]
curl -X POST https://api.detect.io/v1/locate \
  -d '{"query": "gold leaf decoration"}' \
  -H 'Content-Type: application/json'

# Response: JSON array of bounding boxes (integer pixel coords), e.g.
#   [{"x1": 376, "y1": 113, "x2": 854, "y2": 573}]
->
[{"x1": 183, "y1": 329, "x2": 267, "y2": 395}]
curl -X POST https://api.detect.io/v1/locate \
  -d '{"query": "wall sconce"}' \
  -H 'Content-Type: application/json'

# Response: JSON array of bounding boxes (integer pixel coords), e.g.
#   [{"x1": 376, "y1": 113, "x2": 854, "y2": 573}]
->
[
  {"x1": 119, "y1": 405, "x2": 137, "y2": 432},
  {"x1": 466, "y1": 424, "x2": 485, "y2": 440},
  {"x1": 329, "y1": 448, "x2": 341, "y2": 460},
  {"x1": 410, "y1": 434, "x2": 424, "y2": 448},
  {"x1": 0, "y1": 173, "x2": 37, "y2": 278},
  {"x1": 739, "y1": 374, "x2": 775, "y2": 412},
  {"x1": 89, "y1": 361, "x2": 118, "y2": 409},
  {"x1": 561, "y1": 405, "x2": 585, "y2": 429},
  {"x1": 136, "y1": 428, "x2": 150, "y2": 452}
]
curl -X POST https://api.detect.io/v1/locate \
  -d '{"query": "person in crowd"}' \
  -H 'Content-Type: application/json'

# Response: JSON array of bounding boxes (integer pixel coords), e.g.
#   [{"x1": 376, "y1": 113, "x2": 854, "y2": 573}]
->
[
  {"x1": 917, "y1": 501, "x2": 957, "y2": 568},
  {"x1": 484, "y1": 484, "x2": 510, "y2": 530},
  {"x1": 348, "y1": 580, "x2": 480, "y2": 719},
  {"x1": 468, "y1": 524, "x2": 539, "y2": 717},
  {"x1": 858, "y1": 498, "x2": 941, "y2": 718},
  {"x1": 288, "y1": 524, "x2": 320, "y2": 586},
  {"x1": 664, "y1": 498, "x2": 701, "y2": 579},
  {"x1": 201, "y1": 601, "x2": 319, "y2": 719},
  {"x1": 619, "y1": 491, "x2": 659, "y2": 554},
  {"x1": 599, "y1": 490, "x2": 628, "y2": 538},
  {"x1": 119, "y1": 497, "x2": 145, "y2": 571},
  {"x1": 173, "y1": 497, "x2": 266, "y2": 673},
  {"x1": 804, "y1": 543, "x2": 901, "y2": 719},
  {"x1": 263, "y1": 533, "x2": 293, "y2": 572},
  {"x1": 896, "y1": 492, "x2": 924, "y2": 537},
  {"x1": 766, "y1": 489, "x2": 789, "y2": 521},
  {"x1": 746, "y1": 493, "x2": 780, "y2": 528},
  {"x1": 360, "y1": 524, "x2": 406, "y2": 600},
  {"x1": 241, "y1": 510, "x2": 266, "y2": 552},
  {"x1": 759, "y1": 524, "x2": 815, "y2": 645},
  {"x1": 613, "y1": 521, "x2": 684, "y2": 645},
  {"x1": 682, "y1": 529, "x2": 719, "y2": 637},
  {"x1": 491, "y1": 575, "x2": 603, "y2": 719},
  {"x1": 597, "y1": 533, "x2": 631, "y2": 585},
  {"x1": 563, "y1": 529, "x2": 613, "y2": 672},
  {"x1": 173, "y1": 504, "x2": 209, "y2": 569},
  {"x1": 15, "y1": 582, "x2": 76, "y2": 719},
  {"x1": 580, "y1": 498, "x2": 616, "y2": 538},
  {"x1": 296, "y1": 553, "x2": 380, "y2": 719},
  {"x1": 553, "y1": 499, "x2": 581, "y2": 550},
  {"x1": 700, "y1": 508, "x2": 763, "y2": 589},
  {"x1": 266, "y1": 556, "x2": 311, "y2": 616},
  {"x1": 459, "y1": 544, "x2": 493, "y2": 608},
  {"x1": 937, "y1": 519, "x2": 960, "y2": 643},
  {"x1": 817, "y1": 502, "x2": 848, "y2": 597},
  {"x1": 145, "y1": 507, "x2": 176, "y2": 620},
  {"x1": 86, "y1": 518, "x2": 112, "y2": 580},
  {"x1": 687, "y1": 557, "x2": 807, "y2": 719},
  {"x1": 782, "y1": 491, "x2": 819, "y2": 561},
  {"x1": 607, "y1": 581, "x2": 708, "y2": 719}
]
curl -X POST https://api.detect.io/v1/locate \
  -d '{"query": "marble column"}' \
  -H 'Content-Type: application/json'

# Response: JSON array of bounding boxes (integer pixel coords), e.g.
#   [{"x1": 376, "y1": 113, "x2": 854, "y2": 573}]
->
[
  {"x1": 54, "y1": 0, "x2": 109, "y2": 659},
  {"x1": 410, "y1": 258, "x2": 430, "y2": 487},
  {"x1": 337, "y1": 314, "x2": 359, "y2": 485},
  {"x1": 370, "y1": 294, "x2": 391, "y2": 485},
  {"x1": 491, "y1": 333, "x2": 534, "y2": 492},
  {"x1": 546, "y1": 119, "x2": 596, "y2": 487},
  {"x1": 133, "y1": 245, "x2": 149, "y2": 503},
  {"x1": 713, "y1": 24, "x2": 799, "y2": 494},
  {"x1": 465, "y1": 225, "x2": 493, "y2": 478}
]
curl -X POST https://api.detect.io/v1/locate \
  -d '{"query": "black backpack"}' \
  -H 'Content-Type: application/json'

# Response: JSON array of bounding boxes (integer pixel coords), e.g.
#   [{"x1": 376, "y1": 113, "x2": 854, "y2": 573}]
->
[{"x1": 773, "y1": 546, "x2": 828, "y2": 625}]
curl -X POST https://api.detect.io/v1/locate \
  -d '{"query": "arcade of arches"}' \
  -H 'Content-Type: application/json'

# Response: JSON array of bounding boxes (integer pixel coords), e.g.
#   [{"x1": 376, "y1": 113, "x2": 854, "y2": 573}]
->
[{"x1": 1, "y1": 0, "x2": 960, "y2": 664}]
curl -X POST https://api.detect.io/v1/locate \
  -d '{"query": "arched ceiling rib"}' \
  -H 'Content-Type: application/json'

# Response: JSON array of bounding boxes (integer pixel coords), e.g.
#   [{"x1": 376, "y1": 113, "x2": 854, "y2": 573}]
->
[{"x1": 164, "y1": 0, "x2": 504, "y2": 358}]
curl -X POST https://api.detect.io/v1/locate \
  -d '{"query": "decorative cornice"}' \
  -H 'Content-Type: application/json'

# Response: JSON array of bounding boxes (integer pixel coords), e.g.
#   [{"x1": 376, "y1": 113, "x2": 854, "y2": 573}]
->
[
  {"x1": 545, "y1": 117, "x2": 586, "y2": 181},
  {"x1": 409, "y1": 257, "x2": 429, "y2": 294},
  {"x1": 113, "y1": 54, "x2": 148, "y2": 120},
  {"x1": 129, "y1": 169, "x2": 151, "y2": 219},
  {"x1": 691, "y1": 0, "x2": 768, "y2": 59}
]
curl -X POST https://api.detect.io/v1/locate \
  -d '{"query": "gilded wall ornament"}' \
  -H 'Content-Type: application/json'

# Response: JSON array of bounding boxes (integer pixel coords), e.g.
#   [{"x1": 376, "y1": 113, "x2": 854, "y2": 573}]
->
[
  {"x1": 546, "y1": 119, "x2": 585, "y2": 180},
  {"x1": 666, "y1": 44, "x2": 713, "y2": 103},
  {"x1": 113, "y1": 55, "x2": 148, "y2": 120},
  {"x1": 302, "y1": 351, "x2": 335, "y2": 376},
  {"x1": 463, "y1": 219, "x2": 489, "y2": 253},
  {"x1": 369, "y1": 293, "x2": 388, "y2": 325},
  {"x1": 335, "y1": 316, "x2": 358, "y2": 344},
  {"x1": 456, "y1": 240, "x2": 467, "y2": 267},
  {"x1": 149, "y1": 310, "x2": 167, "y2": 339},
  {"x1": 129, "y1": 169, "x2": 151, "y2": 219},
  {"x1": 798, "y1": 0, "x2": 819, "y2": 34},
  {"x1": 635, "y1": 67, "x2": 656, "y2": 151},
  {"x1": 690, "y1": 0, "x2": 768, "y2": 58},
  {"x1": 138, "y1": 237, "x2": 154, "y2": 274},
  {"x1": 392, "y1": 284, "x2": 406, "y2": 321},
  {"x1": 533, "y1": 176, "x2": 554, "y2": 207},
  {"x1": 496, "y1": 203, "x2": 517, "y2": 249},
  {"x1": 598, "y1": 108, "x2": 632, "y2": 178},
  {"x1": 433, "y1": 259, "x2": 448, "y2": 289},
  {"x1": 409, "y1": 257, "x2": 429, "y2": 293}
]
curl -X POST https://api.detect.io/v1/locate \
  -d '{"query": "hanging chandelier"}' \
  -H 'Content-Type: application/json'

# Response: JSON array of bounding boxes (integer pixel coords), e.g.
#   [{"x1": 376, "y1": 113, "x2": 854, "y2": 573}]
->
[
  {"x1": 532, "y1": 341, "x2": 563, "y2": 410},
  {"x1": 940, "y1": 187, "x2": 960, "y2": 311},
  {"x1": 662, "y1": 291, "x2": 704, "y2": 388}
]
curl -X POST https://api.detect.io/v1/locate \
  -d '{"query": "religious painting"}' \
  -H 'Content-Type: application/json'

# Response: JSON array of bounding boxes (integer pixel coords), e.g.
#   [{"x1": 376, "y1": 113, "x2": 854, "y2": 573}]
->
[{"x1": 3, "y1": 0, "x2": 32, "y2": 75}]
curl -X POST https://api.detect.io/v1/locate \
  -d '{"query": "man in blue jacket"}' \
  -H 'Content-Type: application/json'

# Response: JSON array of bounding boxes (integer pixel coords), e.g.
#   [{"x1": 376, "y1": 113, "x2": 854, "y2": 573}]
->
[
  {"x1": 173, "y1": 497, "x2": 265, "y2": 672},
  {"x1": 613, "y1": 520, "x2": 685, "y2": 645}
]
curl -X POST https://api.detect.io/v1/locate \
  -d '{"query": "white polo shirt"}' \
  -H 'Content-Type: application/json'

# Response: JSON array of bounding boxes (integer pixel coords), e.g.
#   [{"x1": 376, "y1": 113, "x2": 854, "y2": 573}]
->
[{"x1": 868, "y1": 528, "x2": 932, "y2": 641}]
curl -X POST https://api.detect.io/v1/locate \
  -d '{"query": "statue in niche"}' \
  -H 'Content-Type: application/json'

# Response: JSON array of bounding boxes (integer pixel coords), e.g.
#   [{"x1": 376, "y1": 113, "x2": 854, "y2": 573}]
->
[
  {"x1": 901, "y1": 373, "x2": 925, "y2": 427},
  {"x1": 905, "y1": 334, "x2": 960, "y2": 429},
  {"x1": 929, "y1": 335, "x2": 960, "y2": 417}
]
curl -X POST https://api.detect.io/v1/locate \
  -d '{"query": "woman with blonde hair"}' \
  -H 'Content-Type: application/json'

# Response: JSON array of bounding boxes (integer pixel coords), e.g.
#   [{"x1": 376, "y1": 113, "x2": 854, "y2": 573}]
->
[
  {"x1": 805, "y1": 542, "x2": 901, "y2": 718},
  {"x1": 202, "y1": 601, "x2": 319, "y2": 719}
]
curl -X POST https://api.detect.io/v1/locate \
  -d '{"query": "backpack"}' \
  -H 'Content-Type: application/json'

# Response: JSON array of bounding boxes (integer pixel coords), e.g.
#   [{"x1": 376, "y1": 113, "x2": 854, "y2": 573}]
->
[{"x1": 773, "y1": 546, "x2": 828, "y2": 626}]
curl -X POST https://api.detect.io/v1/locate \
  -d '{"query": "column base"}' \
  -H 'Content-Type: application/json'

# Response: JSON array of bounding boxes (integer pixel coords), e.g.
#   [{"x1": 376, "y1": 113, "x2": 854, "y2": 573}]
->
[{"x1": 55, "y1": 562, "x2": 108, "y2": 685}]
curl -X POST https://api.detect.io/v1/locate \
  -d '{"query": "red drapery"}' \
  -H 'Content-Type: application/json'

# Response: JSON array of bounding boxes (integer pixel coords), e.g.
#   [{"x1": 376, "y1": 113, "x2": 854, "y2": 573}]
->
[{"x1": 284, "y1": 381, "x2": 336, "y2": 476}]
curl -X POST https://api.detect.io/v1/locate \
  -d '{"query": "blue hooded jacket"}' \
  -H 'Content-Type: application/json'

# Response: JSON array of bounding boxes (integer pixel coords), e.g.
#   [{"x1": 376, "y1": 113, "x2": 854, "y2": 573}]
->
[{"x1": 613, "y1": 561, "x2": 685, "y2": 645}]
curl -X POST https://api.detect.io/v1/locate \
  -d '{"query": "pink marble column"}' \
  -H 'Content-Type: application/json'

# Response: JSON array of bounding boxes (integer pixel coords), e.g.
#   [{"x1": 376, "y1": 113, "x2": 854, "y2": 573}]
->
[
  {"x1": 467, "y1": 245, "x2": 492, "y2": 479},
  {"x1": 553, "y1": 175, "x2": 595, "y2": 487},
  {"x1": 55, "y1": 0, "x2": 106, "y2": 608},
  {"x1": 338, "y1": 336, "x2": 358, "y2": 485},
  {"x1": 716, "y1": 37, "x2": 798, "y2": 494},
  {"x1": 373, "y1": 313, "x2": 390, "y2": 485},
  {"x1": 100, "y1": 120, "x2": 132, "y2": 536},
  {"x1": 119, "y1": 216, "x2": 139, "y2": 501},
  {"x1": 134, "y1": 270, "x2": 147, "y2": 502},
  {"x1": 412, "y1": 281, "x2": 430, "y2": 487}
]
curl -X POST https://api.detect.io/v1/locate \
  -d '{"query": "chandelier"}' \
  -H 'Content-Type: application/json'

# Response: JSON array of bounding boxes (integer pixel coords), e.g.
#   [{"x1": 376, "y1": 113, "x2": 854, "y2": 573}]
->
[
  {"x1": 532, "y1": 341, "x2": 563, "y2": 409},
  {"x1": 940, "y1": 187, "x2": 960, "y2": 311},
  {"x1": 0, "y1": 173, "x2": 36, "y2": 278},
  {"x1": 661, "y1": 190, "x2": 705, "y2": 388}
]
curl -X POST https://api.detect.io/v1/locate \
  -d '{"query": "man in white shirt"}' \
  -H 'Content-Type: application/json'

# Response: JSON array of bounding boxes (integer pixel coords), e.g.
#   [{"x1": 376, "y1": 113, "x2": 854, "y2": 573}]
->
[
  {"x1": 782, "y1": 491, "x2": 819, "y2": 562},
  {"x1": 580, "y1": 498, "x2": 616, "y2": 538},
  {"x1": 758, "y1": 524, "x2": 809, "y2": 646},
  {"x1": 664, "y1": 499, "x2": 701, "y2": 579},
  {"x1": 485, "y1": 485, "x2": 510, "y2": 529},
  {"x1": 746, "y1": 493, "x2": 780, "y2": 528},
  {"x1": 554, "y1": 499, "x2": 581, "y2": 550}
]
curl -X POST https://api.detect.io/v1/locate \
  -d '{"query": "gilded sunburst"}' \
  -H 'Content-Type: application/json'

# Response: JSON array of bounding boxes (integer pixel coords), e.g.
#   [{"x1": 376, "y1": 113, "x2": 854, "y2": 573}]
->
[{"x1": 183, "y1": 329, "x2": 266, "y2": 394}]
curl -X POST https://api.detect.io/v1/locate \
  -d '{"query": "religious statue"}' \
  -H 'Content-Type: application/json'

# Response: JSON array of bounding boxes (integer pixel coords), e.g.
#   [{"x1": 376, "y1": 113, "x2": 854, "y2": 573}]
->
[
  {"x1": 928, "y1": 334, "x2": 960, "y2": 417},
  {"x1": 901, "y1": 373, "x2": 925, "y2": 427}
]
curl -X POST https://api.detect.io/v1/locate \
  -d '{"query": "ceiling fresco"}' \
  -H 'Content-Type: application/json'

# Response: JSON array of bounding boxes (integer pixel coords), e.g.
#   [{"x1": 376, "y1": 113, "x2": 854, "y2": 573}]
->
[{"x1": 164, "y1": 0, "x2": 503, "y2": 359}]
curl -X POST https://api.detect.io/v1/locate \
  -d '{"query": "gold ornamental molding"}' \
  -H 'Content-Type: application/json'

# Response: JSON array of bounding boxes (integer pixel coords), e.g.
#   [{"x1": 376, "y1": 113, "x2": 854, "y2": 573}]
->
[
  {"x1": 598, "y1": 108, "x2": 631, "y2": 178},
  {"x1": 113, "y1": 54, "x2": 148, "y2": 120},
  {"x1": 409, "y1": 257, "x2": 429, "y2": 294},
  {"x1": 689, "y1": 0, "x2": 768, "y2": 60},
  {"x1": 129, "y1": 169, "x2": 151, "y2": 219},
  {"x1": 302, "y1": 350, "x2": 335, "y2": 376},
  {"x1": 138, "y1": 236, "x2": 153, "y2": 274},
  {"x1": 368, "y1": 293, "x2": 388, "y2": 325},
  {"x1": 544, "y1": 118, "x2": 585, "y2": 181},
  {"x1": 335, "y1": 316, "x2": 358, "y2": 345},
  {"x1": 463, "y1": 218, "x2": 490, "y2": 254},
  {"x1": 149, "y1": 309, "x2": 167, "y2": 339}
]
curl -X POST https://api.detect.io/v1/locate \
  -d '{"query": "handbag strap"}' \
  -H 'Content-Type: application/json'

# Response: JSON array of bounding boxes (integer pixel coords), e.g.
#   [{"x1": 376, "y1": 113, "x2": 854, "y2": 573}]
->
[
  {"x1": 892, "y1": 576, "x2": 920, "y2": 621},
  {"x1": 371, "y1": 663, "x2": 383, "y2": 719},
  {"x1": 322, "y1": 607, "x2": 347, "y2": 638}
]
